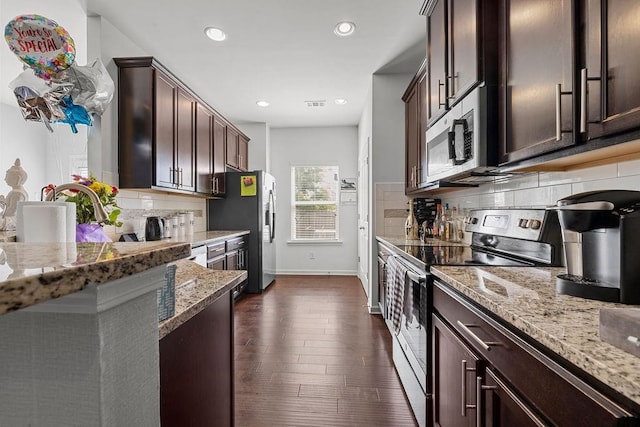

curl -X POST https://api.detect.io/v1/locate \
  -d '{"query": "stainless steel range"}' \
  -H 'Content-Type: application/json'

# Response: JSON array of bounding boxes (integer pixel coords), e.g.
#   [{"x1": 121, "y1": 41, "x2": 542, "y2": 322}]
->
[{"x1": 376, "y1": 208, "x2": 563, "y2": 427}]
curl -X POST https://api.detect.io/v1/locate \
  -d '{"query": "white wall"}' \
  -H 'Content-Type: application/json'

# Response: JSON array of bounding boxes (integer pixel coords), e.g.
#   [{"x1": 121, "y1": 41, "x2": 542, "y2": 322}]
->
[
  {"x1": 1, "y1": 0, "x2": 89, "y2": 197},
  {"x1": 363, "y1": 73, "x2": 413, "y2": 308},
  {"x1": 271, "y1": 126, "x2": 358, "y2": 275},
  {"x1": 238, "y1": 122, "x2": 270, "y2": 173}
]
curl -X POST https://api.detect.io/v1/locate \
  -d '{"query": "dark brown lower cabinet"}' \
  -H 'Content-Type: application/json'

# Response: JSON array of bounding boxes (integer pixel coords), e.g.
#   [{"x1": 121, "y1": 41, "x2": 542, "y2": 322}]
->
[
  {"x1": 433, "y1": 280, "x2": 638, "y2": 427},
  {"x1": 160, "y1": 291, "x2": 233, "y2": 427}
]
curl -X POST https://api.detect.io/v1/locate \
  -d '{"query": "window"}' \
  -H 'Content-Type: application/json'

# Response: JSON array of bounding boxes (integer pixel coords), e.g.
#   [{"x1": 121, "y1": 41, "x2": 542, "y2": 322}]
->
[{"x1": 291, "y1": 165, "x2": 339, "y2": 240}]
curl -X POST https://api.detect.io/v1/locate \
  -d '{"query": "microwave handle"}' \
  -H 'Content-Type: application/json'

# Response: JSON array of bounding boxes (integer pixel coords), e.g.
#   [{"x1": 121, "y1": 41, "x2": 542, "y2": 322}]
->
[{"x1": 448, "y1": 119, "x2": 469, "y2": 166}]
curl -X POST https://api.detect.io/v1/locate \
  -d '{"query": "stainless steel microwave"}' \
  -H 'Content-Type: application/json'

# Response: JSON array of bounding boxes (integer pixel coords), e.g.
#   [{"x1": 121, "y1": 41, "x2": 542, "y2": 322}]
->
[{"x1": 424, "y1": 87, "x2": 498, "y2": 183}]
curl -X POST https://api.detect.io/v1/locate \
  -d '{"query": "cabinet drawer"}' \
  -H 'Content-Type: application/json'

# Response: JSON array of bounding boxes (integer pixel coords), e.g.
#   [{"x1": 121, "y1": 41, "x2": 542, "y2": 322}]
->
[
  {"x1": 226, "y1": 236, "x2": 247, "y2": 252},
  {"x1": 207, "y1": 254, "x2": 226, "y2": 270},
  {"x1": 207, "y1": 241, "x2": 225, "y2": 258},
  {"x1": 433, "y1": 280, "x2": 636, "y2": 426}
]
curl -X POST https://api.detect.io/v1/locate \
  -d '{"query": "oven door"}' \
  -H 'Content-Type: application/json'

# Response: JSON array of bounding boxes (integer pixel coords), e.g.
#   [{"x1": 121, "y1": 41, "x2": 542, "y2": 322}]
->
[{"x1": 396, "y1": 267, "x2": 428, "y2": 392}]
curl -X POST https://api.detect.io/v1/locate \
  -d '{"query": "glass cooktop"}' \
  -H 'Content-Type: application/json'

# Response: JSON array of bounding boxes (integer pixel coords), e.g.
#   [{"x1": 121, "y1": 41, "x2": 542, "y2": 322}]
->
[{"x1": 393, "y1": 244, "x2": 534, "y2": 267}]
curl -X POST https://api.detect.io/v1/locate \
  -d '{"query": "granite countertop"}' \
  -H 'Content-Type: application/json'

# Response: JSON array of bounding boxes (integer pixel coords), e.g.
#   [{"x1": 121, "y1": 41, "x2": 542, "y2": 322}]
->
[
  {"x1": 0, "y1": 241, "x2": 191, "y2": 314},
  {"x1": 159, "y1": 259, "x2": 247, "y2": 338},
  {"x1": 185, "y1": 230, "x2": 249, "y2": 247},
  {"x1": 430, "y1": 265, "x2": 640, "y2": 407}
]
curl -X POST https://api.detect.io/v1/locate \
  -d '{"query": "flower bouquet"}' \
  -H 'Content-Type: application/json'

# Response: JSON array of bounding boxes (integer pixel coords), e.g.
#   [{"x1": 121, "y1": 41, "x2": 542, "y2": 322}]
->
[{"x1": 46, "y1": 174, "x2": 122, "y2": 242}]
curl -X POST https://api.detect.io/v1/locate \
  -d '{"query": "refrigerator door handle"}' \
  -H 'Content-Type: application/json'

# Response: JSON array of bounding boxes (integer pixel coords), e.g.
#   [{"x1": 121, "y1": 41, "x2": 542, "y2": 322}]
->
[{"x1": 268, "y1": 190, "x2": 275, "y2": 243}]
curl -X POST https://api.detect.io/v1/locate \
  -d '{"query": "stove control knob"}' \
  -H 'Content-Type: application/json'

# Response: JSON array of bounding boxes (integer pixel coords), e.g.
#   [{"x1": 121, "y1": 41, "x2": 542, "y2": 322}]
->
[
  {"x1": 518, "y1": 218, "x2": 529, "y2": 228},
  {"x1": 471, "y1": 217, "x2": 478, "y2": 225},
  {"x1": 530, "y1": 219, "x2": 542, "y2": 230}
]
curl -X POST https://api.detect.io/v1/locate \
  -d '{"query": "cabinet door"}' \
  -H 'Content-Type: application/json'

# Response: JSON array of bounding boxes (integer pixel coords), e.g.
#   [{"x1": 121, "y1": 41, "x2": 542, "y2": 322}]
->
[
  {"x1": 238, "y1": 135, "x2": 249, "y2": 171},
  {"x1": 226, "y1": 127, "x2": 239, "y2": 168},
  {"x1": 433, "y1": 314, "x2": 479, "y2": 427},
  {"x1": 448, "y1": 0, "x2": 478, "y2": 103},
  {"x1": 584, "y1": 0, "x2": 640, "y2": 140},
  {"x1": 226, "y1": 250, "x2": 239, "y2": 270},
  {"x1": 405, "y1": 83, "x2": 420, "y2": 192},
  {"x1": 160, "y1": 292, "x2": 233, "y2": 427},
  {"x1": 499, "y1": 0, "x2": 575, "y2": 164},
  {"x1": 212, "y1": 116, "x2": 227, "y2": 194},
  {"x1": 208, "y1": 255, "x2": 226, "y2": 270},
  {"x1": 479, "y1": 369, "x2": 547, "y2": 427},
  {"x1": 155, "y1": 72, "x2": 176, "y2": 188},
  {"x1": 427, "y1": 0, "x2": 448, "y2": 124},
  {"x1": 418, "y1": 71, "x2": 428, "y2": 186},
  {"x1": 196, "y1": 103, "x2": 213, "y2": 194},
  {"x1": 176, "y1": 88, "x2": 195, "y2": 191}
]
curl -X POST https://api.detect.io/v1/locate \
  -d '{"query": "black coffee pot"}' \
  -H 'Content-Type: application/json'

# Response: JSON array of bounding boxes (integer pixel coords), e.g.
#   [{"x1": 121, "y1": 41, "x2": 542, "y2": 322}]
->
[{"x1": 145, "y1": 216, "x2": 164, "y2": 241}]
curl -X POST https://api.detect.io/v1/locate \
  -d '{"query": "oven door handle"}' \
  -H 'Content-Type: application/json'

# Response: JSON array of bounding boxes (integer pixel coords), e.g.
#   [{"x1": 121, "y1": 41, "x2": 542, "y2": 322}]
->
[{"x1": 406, "y1": 269, "x2": 426, "y2": 284}]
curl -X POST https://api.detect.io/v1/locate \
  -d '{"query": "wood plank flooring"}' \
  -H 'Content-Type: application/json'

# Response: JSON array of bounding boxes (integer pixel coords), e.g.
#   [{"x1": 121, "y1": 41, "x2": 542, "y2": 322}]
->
[{"x1": 234, "y1": 275, "x2": 418, "y2": 427}]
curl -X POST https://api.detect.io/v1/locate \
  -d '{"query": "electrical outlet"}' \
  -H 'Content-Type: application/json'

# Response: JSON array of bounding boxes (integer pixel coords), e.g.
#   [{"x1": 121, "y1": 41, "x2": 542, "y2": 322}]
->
[{"x1": 308, "y1": 252, "x2": 315, "y2": 260}]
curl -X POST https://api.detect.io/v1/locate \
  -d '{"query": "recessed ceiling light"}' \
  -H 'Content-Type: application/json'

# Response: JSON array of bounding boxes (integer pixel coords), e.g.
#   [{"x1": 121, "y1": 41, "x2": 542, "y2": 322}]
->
[
  {"x1": 256, "y1": 100, "x2": 270, "y2": 107},
  {"x1": 334, "y1": 98, "x2": 347, "y2": 105},
  {"x1": 204, "y1": 27, "x2": 226, "y2": 41},
  {"x1": 334, "y1": 21, "x2": 356, "y2": 37}
]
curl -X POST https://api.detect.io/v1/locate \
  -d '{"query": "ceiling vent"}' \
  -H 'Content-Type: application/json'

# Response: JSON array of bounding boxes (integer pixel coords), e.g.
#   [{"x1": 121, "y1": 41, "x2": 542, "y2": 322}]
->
[{"x1": 305, "y1": 100, "x2": 326, "y2": 107}]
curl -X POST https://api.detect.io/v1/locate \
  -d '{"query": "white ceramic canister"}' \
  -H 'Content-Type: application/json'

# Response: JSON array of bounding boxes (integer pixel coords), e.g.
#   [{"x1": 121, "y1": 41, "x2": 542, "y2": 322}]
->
[
  {"x1": 176, "y1": 213, "x2": 186, "y2": 237},
  {"x1": 184, "y1": 211, "x2": 194, "y2": 235}
]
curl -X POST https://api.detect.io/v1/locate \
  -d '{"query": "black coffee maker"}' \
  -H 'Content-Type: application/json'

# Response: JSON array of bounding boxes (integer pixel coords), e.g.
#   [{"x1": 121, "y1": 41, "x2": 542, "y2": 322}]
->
[{"x1": 553, "y1": 190, "x2": 640, "y2": 304}]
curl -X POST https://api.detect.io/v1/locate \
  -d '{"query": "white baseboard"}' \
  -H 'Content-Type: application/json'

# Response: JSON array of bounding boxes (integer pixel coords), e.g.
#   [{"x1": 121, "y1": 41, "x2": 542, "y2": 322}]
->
[{"x1": 276, "y1": 270, "x2": 357, "y2": 276}]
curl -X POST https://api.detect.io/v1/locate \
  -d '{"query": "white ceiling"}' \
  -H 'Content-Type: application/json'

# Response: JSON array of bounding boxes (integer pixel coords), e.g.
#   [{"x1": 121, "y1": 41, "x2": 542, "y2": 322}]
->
[{"x1": 84, "y1": 0, "x2": 426, "y2": 128}]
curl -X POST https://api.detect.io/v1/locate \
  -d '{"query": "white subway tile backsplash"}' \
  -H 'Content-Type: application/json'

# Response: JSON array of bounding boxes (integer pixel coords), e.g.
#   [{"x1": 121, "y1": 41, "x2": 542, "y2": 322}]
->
[
  {"x1": 513, "y1": 184, "x2": 572, "y2": 207},
  {"x1": 539, "y1": 163, "x2": 617, "y2": 187},
  {"x1": 617, "y1": 158, "x2": 640, "y2": 177},
  {"x1": 571, "y1": 174, "x2": 640, "y2": 194},
  {"x1": 495, "y1": 173, "x2": 539, "y2": 192}
]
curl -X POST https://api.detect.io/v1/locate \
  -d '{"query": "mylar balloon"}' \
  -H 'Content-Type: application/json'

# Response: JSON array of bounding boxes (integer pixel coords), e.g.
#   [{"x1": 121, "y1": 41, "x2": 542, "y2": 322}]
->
[
  {"x1": 4, "y1": 14, "x2": 76, "y2": 80},
  {"x1": 55, "y1": 96, "x2": 92, "y2": 134},
  {"x1": 56, "y1": 58, "x2": 115, "y2": 115}
]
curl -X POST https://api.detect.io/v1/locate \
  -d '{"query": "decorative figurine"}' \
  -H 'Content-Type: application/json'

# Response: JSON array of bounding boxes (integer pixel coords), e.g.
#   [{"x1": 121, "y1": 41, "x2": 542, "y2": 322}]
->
[{"x1": 0, "y1": 158, "x2": 29, "y2": 230}]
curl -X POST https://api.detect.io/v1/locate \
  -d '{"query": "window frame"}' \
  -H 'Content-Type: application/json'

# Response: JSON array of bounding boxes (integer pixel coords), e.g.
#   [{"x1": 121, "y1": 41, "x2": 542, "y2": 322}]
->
[{"x1": 290, "y1": 165, "x2": 340, "y2": 242}]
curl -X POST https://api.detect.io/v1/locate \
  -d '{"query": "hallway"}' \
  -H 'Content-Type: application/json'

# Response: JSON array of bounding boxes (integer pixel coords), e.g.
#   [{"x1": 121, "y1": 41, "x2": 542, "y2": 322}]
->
[{"x1": 234, "y1": 275, "x2": 418, "y2": 426}]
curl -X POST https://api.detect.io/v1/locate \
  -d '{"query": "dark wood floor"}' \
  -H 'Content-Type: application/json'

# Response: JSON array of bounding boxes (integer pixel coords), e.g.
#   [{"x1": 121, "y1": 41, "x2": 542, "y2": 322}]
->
[{"x1": 234, "y1": 275, "x2": 417, "y2": 426}]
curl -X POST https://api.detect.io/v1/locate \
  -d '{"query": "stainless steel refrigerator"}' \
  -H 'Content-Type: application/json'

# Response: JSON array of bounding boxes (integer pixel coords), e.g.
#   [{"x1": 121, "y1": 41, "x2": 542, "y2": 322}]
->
[{"x1": 207, "y1": 171, "x2": 276, "y2": 293}]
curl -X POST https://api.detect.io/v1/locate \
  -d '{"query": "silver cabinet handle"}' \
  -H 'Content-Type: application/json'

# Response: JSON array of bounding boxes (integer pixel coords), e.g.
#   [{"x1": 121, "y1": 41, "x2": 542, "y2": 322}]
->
[
  {"x1": 179, "y1": 168, "x2": 183, "y2": 187},
  {"x1": 438, "y1": 79, "x2": 446, "y2": 108},
  {"x1": 580, "y1": 67, "x2": 602, "y2": 133},
  {"x1": 478, "y1": 371, "x2": 546, "y2": 427},
  {"x1": 580, "y1": 68, "x2": 587, "y2": 133},
  {"x1": 555, "y1": 83, "x2": 572, "y2": 141},
  {"x1": 461, "y1": 360, "x2": 477, "y2": 416},
  {"x1": 457, "y1": 321, "x2": 501, "y2": 351},
  {"x1": 475, "y1": 376, "x2": 497, "y2": 427}
]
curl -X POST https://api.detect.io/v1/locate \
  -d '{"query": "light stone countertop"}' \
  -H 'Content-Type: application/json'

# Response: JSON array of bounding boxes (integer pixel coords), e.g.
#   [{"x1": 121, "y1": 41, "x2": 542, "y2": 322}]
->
[
  {"x1": 0, "y1": 241, "x2": 191, "y2": 314},
  {"x1": 181, "y1": 230, "x2": 249, "y2": 247},
  {"x1": 158, "y1": 259, "x2": 247, "y2": 339},
  {"x1": 430, "y1": 265, "x2": 640, "y2": 408}
]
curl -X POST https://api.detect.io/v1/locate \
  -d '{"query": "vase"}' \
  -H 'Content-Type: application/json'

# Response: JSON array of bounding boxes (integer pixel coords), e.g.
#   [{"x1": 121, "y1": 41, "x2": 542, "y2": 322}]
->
[{"x1": 76, "y1": 223, "x2": 112, "y2": 242}]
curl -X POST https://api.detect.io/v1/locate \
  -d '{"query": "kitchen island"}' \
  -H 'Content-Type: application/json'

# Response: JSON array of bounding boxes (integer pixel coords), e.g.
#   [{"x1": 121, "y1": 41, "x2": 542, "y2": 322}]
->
[
  {"x1": 431, "y1": 265, "x2": 640, "y2": 425},
  {"x1": 0, "y1": 240, "x2": 242, "y2": 426}
]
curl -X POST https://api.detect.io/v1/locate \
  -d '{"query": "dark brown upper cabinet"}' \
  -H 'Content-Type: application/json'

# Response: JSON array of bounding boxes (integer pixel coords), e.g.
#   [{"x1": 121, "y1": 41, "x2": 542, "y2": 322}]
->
[
  {"x1": 426, "y1": 0, "x2": 448, "y2": 124},
  {"x1": 403, "y1": 62, "x2": 428, "y2": 194},
  {"x1": 424, "y1": 0, "x2": 495, "y2": 126},
  {"x1": 196, "y1": 105, "x2": 226, "y2": 196},
  {"x1": 212, "y1": 116, "x2": 227, "y2": 194},
  {"x1": 583, "y1": 0, "x2": 640, "y2": 140},
  {"x1": 499, "y1": 0, "x2": 577, "y2": 165},
  {"x1": 115, "y1": 57, "x2": 247, "y2": 196},
  {"x1": 196, "y1": 103, "x2": 213, "y2": 194},
  {"x1": 225, "y1": 127, "x2": 249, "y2": 172}
]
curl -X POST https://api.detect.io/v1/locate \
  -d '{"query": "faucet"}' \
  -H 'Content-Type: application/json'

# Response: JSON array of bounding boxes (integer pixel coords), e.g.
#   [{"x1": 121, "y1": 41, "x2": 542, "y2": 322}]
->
[{"x1": 44, "y1": 183, "x2": 110, "y2": 223}]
